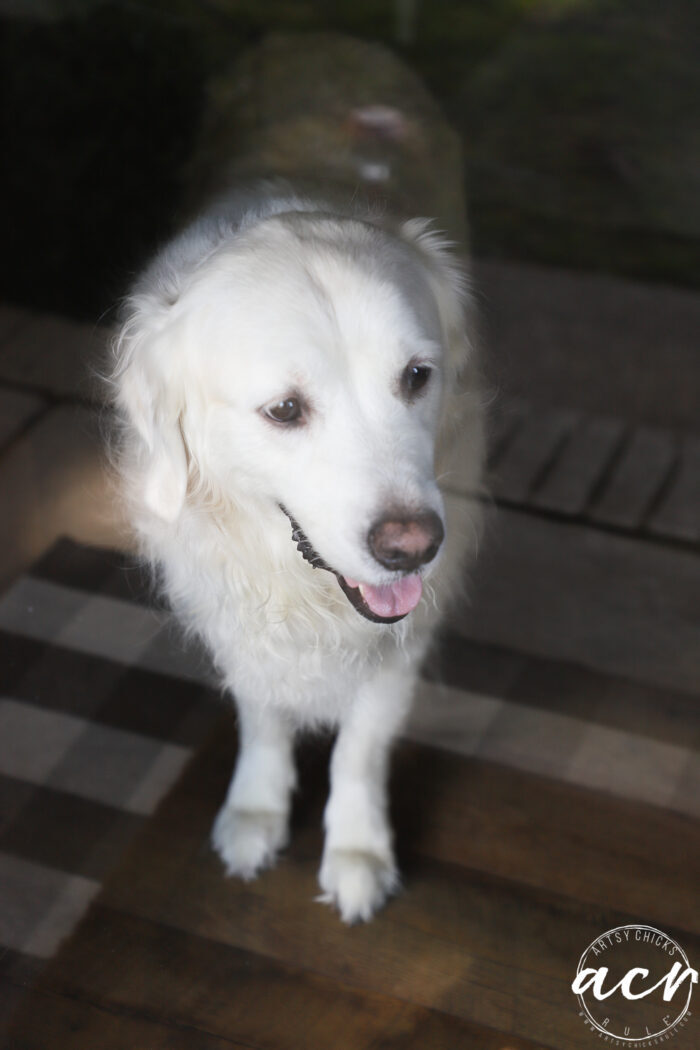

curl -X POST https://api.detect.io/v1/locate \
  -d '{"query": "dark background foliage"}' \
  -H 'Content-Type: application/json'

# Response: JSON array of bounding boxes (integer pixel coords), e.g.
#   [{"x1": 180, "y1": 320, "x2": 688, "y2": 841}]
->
[{"x1": 2, "y1": 0, "x2": 698, "y2": 321}]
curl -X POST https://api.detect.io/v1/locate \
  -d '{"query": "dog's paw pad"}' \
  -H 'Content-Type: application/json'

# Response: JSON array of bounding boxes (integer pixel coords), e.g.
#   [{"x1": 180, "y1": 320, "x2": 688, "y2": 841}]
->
[
  {"x1": 318, "y1": 849, "x2": 399, "y2": 923},
  {"x1": 211, "y1": 807, "x2": 288, "y2": 880}
]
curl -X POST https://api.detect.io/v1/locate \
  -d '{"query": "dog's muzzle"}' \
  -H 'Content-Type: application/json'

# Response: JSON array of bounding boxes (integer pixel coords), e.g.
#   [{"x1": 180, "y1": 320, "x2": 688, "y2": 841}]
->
[{"x1": 279, "y1": 504, "x2": 434, "y2": 624}]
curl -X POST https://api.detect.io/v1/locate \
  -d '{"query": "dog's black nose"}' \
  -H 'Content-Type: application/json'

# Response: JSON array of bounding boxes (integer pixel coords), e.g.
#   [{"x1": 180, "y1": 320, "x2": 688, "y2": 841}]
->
[{"x1": 368, "y1": 510, "x2": 444, "y2": 572}]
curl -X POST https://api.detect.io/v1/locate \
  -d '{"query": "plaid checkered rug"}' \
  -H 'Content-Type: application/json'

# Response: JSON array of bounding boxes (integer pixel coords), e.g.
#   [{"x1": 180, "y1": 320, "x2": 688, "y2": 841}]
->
[
  {"x1": 0, "y1": 540, "x2": 222, "y2": 976},
  {"x1": 0, "y1": 538, "x2": 697, "y2": 982}
]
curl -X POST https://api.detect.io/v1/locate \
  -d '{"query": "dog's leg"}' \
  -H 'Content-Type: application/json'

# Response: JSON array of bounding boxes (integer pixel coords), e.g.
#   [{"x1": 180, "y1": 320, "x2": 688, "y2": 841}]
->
[
  {"x1": 212, "y1": 701, "x2": 296, "y2": 880},
  {"x1": 318, "y1": 662, "x2": 414, "y2": 923}
]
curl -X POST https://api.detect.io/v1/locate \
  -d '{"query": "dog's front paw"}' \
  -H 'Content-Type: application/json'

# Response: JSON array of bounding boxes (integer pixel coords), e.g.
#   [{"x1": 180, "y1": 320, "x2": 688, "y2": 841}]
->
[
  {"x1": 211, "y1": 805, "x2": 288, "y2": 880},
  {"x1": 318, "y1": 848, "x2": 399, "y2": 923}
]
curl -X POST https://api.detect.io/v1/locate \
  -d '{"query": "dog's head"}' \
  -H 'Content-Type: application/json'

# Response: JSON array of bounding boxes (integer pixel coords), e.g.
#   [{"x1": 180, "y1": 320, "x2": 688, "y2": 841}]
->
[{"x1": 113, "y1": 211, "x2": 475, "y2": 624}]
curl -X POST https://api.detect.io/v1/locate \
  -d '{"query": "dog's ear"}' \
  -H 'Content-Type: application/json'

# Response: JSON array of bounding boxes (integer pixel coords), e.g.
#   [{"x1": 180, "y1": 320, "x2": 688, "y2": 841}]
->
[
  {"x1": 399, "y1": 219, "x2": 475, "y2": 382},
  {"x1": 113, "y1": 319, "x2": 189, "y2": 524}
]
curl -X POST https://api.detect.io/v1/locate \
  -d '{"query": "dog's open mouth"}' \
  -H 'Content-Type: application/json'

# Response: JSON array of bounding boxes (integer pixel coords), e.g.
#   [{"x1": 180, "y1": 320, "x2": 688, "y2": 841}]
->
[{"x1": 280, "y1": 506, "x2": 422, "y2": 624}]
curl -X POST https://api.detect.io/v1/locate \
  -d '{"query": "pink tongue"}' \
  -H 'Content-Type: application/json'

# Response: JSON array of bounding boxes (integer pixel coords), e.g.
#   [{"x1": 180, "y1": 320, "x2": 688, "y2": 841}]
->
[{"x1": 345, "y1": 574, "x2": 423, "y2": 618}]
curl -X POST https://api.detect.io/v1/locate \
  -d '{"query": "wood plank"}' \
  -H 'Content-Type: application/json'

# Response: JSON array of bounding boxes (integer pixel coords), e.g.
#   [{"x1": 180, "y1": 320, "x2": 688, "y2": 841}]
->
[
  {"x1": 0, "y1": 314, "x2": 107, "y2": 400},
  {"x1": 0, "y1": 388, "x2": 45, "y2": 450},
  {"x1": 0, "y1": 953, "x2": 44, "y2": 1043},
  {"x1": 474, "y1": 258, "x2": 700, "y2": 433},
  {"x1": 649, "y1": 435, "x2": 700, "y2": 543},
  {"x1": 0, "y1": 304, "x2": 28, "y2": 346},
  {"x1": 491, "y1": 408, "x2": 578, "y2": 504},
  {"x1": 588, "y1": 426, "x2": 677, "y2": 529},
  {"x1": 84, "y1": 725, "x2": 698, "y2": 1050},
  {"x1": 0, "y1": 976, "x2": 36, "y2": 1045},
  {"x1": 457, "y1": 506, "x2": 700, "y2": 695},
  {"x1": 390, "y1": 744, "x2": 699, "y2": 934},
  {"x1": 105, "y1": 723, "x2": 700, "y2": 937},
  {"x1": 530, "y1": 414, "x2": 625, "y2": 516},
  {"x1": 35, "y1": 906, "x2": 548, "y2": 1050},
  {"x1": 0, "y1": 946, "x2": 43, "y2": 984},
  {"x1": 0, "y1": 405, "x2": 126, "y2": 589},
  {"x1": 3, "y1": 986, "x2": 244, "y2": 1049},
  {"x1": 486, "y1": 396, "x2": 527, "y2": 466}
]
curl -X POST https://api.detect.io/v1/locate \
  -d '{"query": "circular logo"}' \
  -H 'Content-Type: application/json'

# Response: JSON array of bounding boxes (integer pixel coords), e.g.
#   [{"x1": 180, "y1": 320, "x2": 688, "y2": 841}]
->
[{"x1": 572, "y1": 924, "x2": 697, "y2": 1045}]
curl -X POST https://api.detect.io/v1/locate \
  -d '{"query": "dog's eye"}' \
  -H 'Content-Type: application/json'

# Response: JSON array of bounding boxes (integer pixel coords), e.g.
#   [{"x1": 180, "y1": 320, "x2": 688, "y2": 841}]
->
[
  {"x1": 401, "y1": 363, "x2": 432, "y2": 401},
  {"x1": 265, "y1": 397, "x2": 303, "y2": 424}
]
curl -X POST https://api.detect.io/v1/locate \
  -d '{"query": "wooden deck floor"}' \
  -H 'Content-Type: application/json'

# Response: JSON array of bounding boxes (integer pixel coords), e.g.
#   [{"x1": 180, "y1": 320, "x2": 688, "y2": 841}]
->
[
  {"x1": 4, "y1": 715, "x2": 698, "y2": 1049},
  {"x1": 2, "y1": 504, "x2": 698, "y2": 1048},
  {"x1": 0, "y1": 336, "x2": 698, "y2": 1046}
]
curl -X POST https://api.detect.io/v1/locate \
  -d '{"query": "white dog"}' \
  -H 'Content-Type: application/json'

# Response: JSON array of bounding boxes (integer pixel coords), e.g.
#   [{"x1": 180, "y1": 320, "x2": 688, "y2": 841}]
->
[{"x1": 110, "y1": 42, "x2": 484, "y2": 923}]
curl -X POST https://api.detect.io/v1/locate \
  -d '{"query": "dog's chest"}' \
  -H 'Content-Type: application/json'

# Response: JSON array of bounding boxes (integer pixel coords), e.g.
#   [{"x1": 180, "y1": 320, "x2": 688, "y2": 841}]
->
[
  {"x1": 167, "y1": 560, "x2": 397, "y2": 720},
  {"x1": 230, "y1": 633, "x2": 371, "y2": 718}
]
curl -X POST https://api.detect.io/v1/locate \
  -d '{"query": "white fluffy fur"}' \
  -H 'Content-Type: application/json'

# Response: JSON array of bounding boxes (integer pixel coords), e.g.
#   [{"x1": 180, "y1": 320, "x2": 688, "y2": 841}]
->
[{"x1": 110, "y1": 185, "x2": 484, "y2": 922}]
